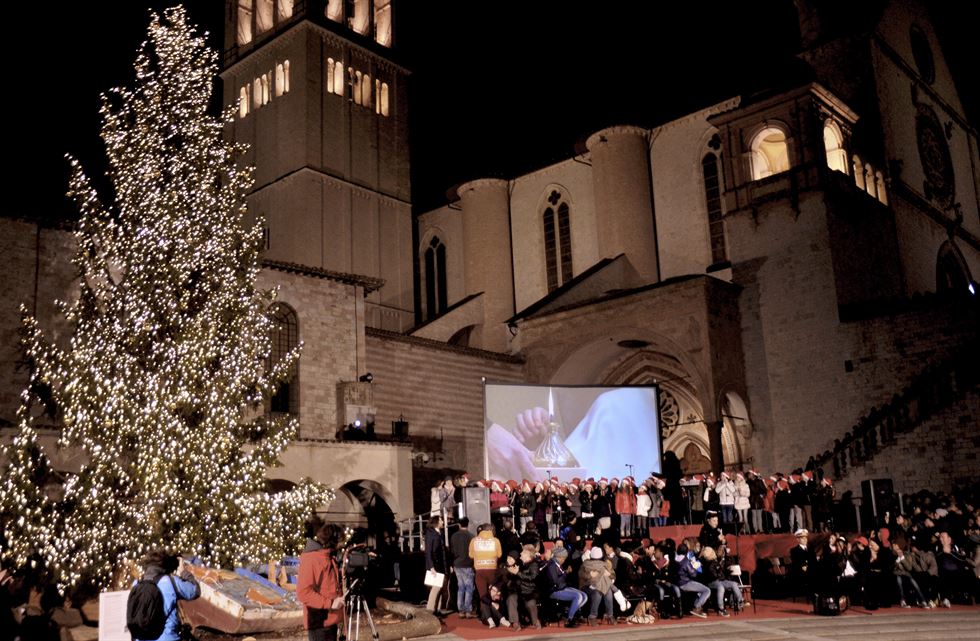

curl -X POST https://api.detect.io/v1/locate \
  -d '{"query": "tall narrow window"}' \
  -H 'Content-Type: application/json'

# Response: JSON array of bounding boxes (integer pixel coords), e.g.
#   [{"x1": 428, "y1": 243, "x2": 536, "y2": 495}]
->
[
  {"x1": 261, "y1": 73, "x2": 271, "y2": 105},
  {"x1": 333, "y1": 61, "x2": 344, "y2": 95},
  {"x1": 853, "y1": 155, "x2": 865, "y2": 190},
  {"x1": 237, "y1": 0, "x2": 254, "y2": 45},
  {"x1": 239, "y1": 85, "x2": 250, "y2": 118},
  {"x1": 326, "y1": 0, "x2": 343, "y2": 22},
  {"x1": 702, "y1": 153, "x2": 727, "y2": 264},
  {"x1": 353, "y1": 70, "x2": 363, "y2": 105},
  {"x1": 864, "y1": 162, "x2": 877, "y2": 198},
  {"x1": 327, "y1": 58, "x2": 337, "y2": 94},
  {"x1": 380, "y1": 82, "x2": 389, "y2": 116},
  {"x1": 256, "y1": 0, "x2": 274, "y2": 34},
  {"x1": 253, "y1": 78, "x2": 262, "y2": 108},
  {"x1": 276, "y1": 0, "x2": 294, "y2": 21},
  {"x1": 542, "y1": 191, "x2": 573, "y2": 292},
  {"x1": 875, "y1": 170, "x2": 888, "y2": 205},
  {"x1": 374, "y1": 0, "x2": 392, "y2": 46},
  {"x1": 361, "y1": 73, "x2": 372, "y2": 107},
  {"x1": 350, "y1": 0, "x2": 370, "y2": 34},
  {"x1": 282, "y1": 60, "x2": 290, "y2": 93},
  {"x1": 269, "y1": 303, "x2": 299, "y2": 415},
  {"x1": 749, "y1": 127, "x2": 790, "y2": 180},
  {"x1": 424, "y1": 237, "x2": 447, "y2": 318},
  {"x1": 823, "y1": 121, "x2": 848, "y2": 174},
  {"x1": 275, "y1": 63, "x2": 285, "y2": 97}
]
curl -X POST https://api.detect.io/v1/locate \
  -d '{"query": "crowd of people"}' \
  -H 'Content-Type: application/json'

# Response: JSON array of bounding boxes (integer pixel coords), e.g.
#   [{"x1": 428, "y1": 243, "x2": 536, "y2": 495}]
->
[
  {"x1": 417, "y1": 477, "x2": 980, "y2": 630},
  {"x1": 431, "y1": 466, "x2": 845, "y2": 541}
]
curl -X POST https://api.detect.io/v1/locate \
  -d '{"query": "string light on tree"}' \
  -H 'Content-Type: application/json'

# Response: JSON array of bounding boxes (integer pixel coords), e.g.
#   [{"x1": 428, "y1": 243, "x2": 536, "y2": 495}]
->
[{"x1": 0, "y1": 6, "x2": 331, "y2": 593}]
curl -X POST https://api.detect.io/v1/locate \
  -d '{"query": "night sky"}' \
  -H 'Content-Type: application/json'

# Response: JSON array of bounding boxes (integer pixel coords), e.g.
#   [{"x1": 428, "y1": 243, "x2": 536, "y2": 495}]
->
[{"x1": 6, "y1": 1, "x2": 976, "y2": 222}]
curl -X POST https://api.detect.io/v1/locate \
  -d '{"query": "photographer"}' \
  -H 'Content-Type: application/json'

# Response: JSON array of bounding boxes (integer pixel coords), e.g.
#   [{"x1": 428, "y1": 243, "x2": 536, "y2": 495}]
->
[{"x1": 298, "y1": 523, "x2": 345, "y2": 641}]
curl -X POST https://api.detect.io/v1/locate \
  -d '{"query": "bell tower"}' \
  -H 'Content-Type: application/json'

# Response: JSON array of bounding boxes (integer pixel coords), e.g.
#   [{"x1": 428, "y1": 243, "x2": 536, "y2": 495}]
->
[{"x1": 222, "y1": 0, "x2": 413, "y2": 331}]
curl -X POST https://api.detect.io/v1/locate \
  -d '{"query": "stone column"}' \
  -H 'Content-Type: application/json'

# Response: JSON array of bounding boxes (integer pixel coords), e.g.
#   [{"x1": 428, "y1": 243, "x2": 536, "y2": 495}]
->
[
  {"x1": 586, "y1": 125, "x2": 660, "y2": 282},
  {"x1": 457, "y1": 178, "x2": 514, "y2": 352}
]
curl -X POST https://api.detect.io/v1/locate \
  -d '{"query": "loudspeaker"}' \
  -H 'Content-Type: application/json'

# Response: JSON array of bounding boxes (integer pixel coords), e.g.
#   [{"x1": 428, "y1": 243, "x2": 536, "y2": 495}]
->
[
  {"x1": 861, "y1": 478, "x2": 895, "y2": 526},
  {"x1": 461, "y1": 486, "x2": 490, "y2": 533}
]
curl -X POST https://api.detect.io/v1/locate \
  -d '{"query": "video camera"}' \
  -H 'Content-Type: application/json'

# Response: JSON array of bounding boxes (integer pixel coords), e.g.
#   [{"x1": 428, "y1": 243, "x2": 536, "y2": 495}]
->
[{"x1": 341, "y1": 544, "x2": 377, "y2": 597}]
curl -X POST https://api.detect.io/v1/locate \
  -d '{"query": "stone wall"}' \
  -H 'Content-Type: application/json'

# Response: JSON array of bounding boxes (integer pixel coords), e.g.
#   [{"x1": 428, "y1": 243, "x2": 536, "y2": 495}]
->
[
  {"x1": 365, "y1": 328, "x2": 524, "y2": 476},
  {"x1": 835, "y1": 387, "x2": 980, "y2": 497}
]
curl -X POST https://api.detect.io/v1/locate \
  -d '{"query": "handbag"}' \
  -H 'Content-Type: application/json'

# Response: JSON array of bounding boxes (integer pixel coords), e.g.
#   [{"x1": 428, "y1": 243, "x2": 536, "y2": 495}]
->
[{"x1": 424, "y1": 569, "x2": 445, "y2": 588}]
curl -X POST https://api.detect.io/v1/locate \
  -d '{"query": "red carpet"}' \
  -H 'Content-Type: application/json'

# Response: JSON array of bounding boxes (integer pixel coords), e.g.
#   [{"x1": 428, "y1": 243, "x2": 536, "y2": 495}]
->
[{"x1": 441, "y1": 600, "x2": 980, "y2": 640}]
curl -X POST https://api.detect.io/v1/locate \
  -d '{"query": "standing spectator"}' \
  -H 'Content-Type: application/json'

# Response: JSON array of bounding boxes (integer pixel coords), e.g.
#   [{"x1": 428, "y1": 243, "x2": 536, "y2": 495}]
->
[
  {"x1": 469, "y1": 523, "x2": 502, "y2": 602},
  {"x1": 775, "y1": 476, "x2": 792, "y2": 533},
  {"x1": 617, "y1": 477, "x2": 637, "y2": 539},
  {"x1": 716, "y1": 473, "x2": 736, "y2": 527},
  {"x1": 636, "y1": 485, "x2": 652, "y2": 536},
  {"x1": 131, "y1": 550, "x2": 201, "y2": 641},
  {"x1": 450, "y1": 517, "x2": 476, "y2": 619},
  {"x1": 734, "y1": 473, "x2": 751, "y2": 534},
  {"x1": 789, "y1": 529, "x2": 813, "y2": 594},
  {"x1": 578, "y1": 481, "x2": 595, "y2": 539},
  {"x1": 812, "y1": 478, "x2": 835, "y2": 532},
  {"x1": 789, "y1": 474, "x2": 805, "y2": 534},
  {"x1": 424, "y1": 515, "x2": 448, "y2": 613},
  {"x1": 747, "y1": 471, "x2": 766, "y2": 534}
]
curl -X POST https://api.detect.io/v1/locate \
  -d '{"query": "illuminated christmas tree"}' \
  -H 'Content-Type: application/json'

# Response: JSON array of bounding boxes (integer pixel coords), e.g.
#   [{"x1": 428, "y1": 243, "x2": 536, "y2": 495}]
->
[{"x1": 1, "y1": 6, "x2": 331, "y2": 592}]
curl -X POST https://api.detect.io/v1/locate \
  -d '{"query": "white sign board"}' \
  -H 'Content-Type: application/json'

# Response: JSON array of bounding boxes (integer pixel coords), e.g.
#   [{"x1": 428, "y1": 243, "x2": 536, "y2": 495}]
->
[{"x1": 99, "y1": 590, "x2": 132, "y2": 641}]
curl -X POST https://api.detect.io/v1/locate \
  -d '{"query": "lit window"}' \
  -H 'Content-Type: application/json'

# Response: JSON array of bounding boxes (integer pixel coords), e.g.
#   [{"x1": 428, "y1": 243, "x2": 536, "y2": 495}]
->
[
  {"x1": 702, "y1": 153, "x2": 727, "y2": 264},
  {"x1": 864, "y1": 162, "x2": 876, "y2": 198},
  {"x1": 268, "y1": 303, "x2": 300, "y2": 415},
  {"x1": 374, "y1": 0, "x2": 392, "y2": 47},
  {"x1": 375, "y1": 79, "x2": 381, "y2": 113},
  {"x1": 326, "y1": 0, "x2": 343, "y2": 22},
  {"x1": 277, "y1": 0, "x2": 294, "y2": 21},
  {"x1": 237, "y1": 0, "x2": 254, "y2": 45},
  {"x1": 350, "y1": 0, "x2": 369, "y2": 34},
  {"x1": 875, "y1": 171, "x2": 888, "y2": 205},
  {"x1": 543, "y1": 191, "x2": 573, "y2": 291},
  {"x1": 333, "y1": 61, "x2": 344, "y2": 95},
  {"x1": 853, "y1": 156, "x2": 865, "y2": 190},
  {"x1": 380, "y1": 82, "x2": 389, "y2": 117},
  {"x1": 261, "y1": 73, "x2": 271, "y2": 105},
  {"x1": 282, "y1": 60, "x2": 290, "y2": 93},
  {"x1": 256, "y1": 0, "x2": 274, "y2": 34},
  {"x1": 823, "y1": 121, "x2": 848, "y2": 174},
  {"x1": 362, "y1": 73, "x2": 372, "y2": 107},
  {"x1": 327, "y1": 58, "x2": 337, "y2": 95},
  {"x1": 353, "y1": 70, "x2": 363, "y2": 105},
  {"x1": 749, "y1": 127, "x2": 790, "y2": 180},
  {"x1": 253, "y1": 78, "x2": 262, "y2": 108},
  {"x1": 239, "y1": 85, "x2": 249, "y2": 118},
  {"x1": 275, "y1": 63, "x2": 285, "y2": 97},
  {"x1": 424, "y1": 237, "x2": 448, "y2": 319}
]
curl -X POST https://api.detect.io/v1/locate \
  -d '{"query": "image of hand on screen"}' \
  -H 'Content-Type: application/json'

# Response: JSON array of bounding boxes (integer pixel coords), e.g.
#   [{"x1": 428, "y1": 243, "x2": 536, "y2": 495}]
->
[{"x1": 486, "y1": 386, "x2": 660, "y2": 481}]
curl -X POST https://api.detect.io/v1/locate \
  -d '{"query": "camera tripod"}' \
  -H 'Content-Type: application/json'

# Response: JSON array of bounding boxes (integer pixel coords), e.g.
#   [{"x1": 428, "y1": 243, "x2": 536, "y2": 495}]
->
[{"x1": 339, "y1": 578, "x2": 379, "y2": 641}]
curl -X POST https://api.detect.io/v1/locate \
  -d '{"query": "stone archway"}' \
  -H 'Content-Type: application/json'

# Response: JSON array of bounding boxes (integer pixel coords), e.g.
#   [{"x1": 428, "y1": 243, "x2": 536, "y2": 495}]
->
[{"x1": 327, "y1": 479, "x2": 397, "y2": 543}]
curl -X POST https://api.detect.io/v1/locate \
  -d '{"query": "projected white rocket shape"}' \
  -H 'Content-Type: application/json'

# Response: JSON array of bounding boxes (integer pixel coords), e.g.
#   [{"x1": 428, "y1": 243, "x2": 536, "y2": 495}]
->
[{"x1": 532, "y1": 387, "x2": 581, "y2": 468}]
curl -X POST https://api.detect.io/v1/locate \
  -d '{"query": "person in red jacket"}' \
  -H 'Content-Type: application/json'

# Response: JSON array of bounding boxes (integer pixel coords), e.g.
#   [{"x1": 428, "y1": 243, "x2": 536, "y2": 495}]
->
[{"x1": 298, "y1": 523, "x2": 345, "y2": 641}]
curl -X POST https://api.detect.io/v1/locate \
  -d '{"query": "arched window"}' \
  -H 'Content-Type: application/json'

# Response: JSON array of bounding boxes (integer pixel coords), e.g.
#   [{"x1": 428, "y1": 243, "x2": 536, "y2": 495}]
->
[
  {"x1": 852, "y1": 155, "x2": 865, "y2": 191},
  {"x1": 374, "y1": 0, "x2": 392, "y2": 46},
  {"x1": 350, "y1": 0, "x2": 370, "y2": 34},
  {"x1": 702, "y1": 153, "x2": 727, "y2": 264},
  {"x1": 875, "y1": 171, "x2": 888, "y2": 205},
  {"x1": 256, "y1": 0, "x2": 274, "y2": 34},
  {"x1": 936, "y1": 243, "x2": 971, "y2": 294},
  {"x1": 543, "y1": 191, "x2": 573, "y2": 292},
  {"x1": 269, "y1": 303, "x2": 299, "y2": 415},
  {"x1": 237, "y1": 0, "x2": 254, "y2": 45},
  {"x1": 239, "y1": 85, "x2": 249, "y2": 118},
  {"x1": 864, "y1": 162, "x2": 877, "y2": 198},
  {"x1": 823, "y1": 121, "x2": 848, "y2": 174},
  {"x1": 749, "y1": 127, "x2": 790, "y2": 180},
  {"x1": 277, "y1": 0, "x2": 294, "y2": 21},
  {"x1": 261, "y1": 73, "x2": 271, "y2": 105},
  {"x1": 275, "y1": 63, "x2": 285, "y2": 97},
  {"x1": 333, "y1": 61, "x2": 344, "y2": 95},
  {"x1": 380, "y1": 82, "x2": 389, "y2": 116},
  {"x1": 362, "y1": 73, "x2": 372, "y2": 107},
  {"x1": 353, "y1": 70, "x2": 363, "y2": 105},
  {"x1": 253, "y1": 78, "x2": 262, "y2": 108},
  {"x1": 326, "y1": 0, "x2": 343, "y2": 22},
  {"x1": 282, "y1": 60, "x2": 290, "y2": 93},
  {"x1": 327, "y1": 58, "x2": 337, "y2": 95},
  {"x1": 424, "y1": 236, "x2": 448, "y2": 318}
]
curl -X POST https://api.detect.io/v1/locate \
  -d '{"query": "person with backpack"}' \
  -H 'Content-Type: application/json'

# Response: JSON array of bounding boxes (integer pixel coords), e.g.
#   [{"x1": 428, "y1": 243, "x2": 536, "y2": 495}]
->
[
  {"x1": 297, "y1": 523, "x2": 345, "y2": 641},
  {"x1": 128, "y1": 550, "x2": 200, "y2": 641}
]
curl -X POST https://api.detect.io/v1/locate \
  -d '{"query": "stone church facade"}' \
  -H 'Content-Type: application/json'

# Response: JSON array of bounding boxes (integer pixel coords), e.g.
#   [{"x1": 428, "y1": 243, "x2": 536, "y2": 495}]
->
[{"x1": 1, "y1": 0, "x2": 977, "y2": 525}]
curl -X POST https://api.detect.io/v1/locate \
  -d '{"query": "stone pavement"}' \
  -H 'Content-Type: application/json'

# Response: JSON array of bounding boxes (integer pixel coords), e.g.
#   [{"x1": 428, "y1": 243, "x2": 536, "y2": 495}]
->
[{"x1": 427, "y1": 610, "x2": 980, "y2": 641}]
